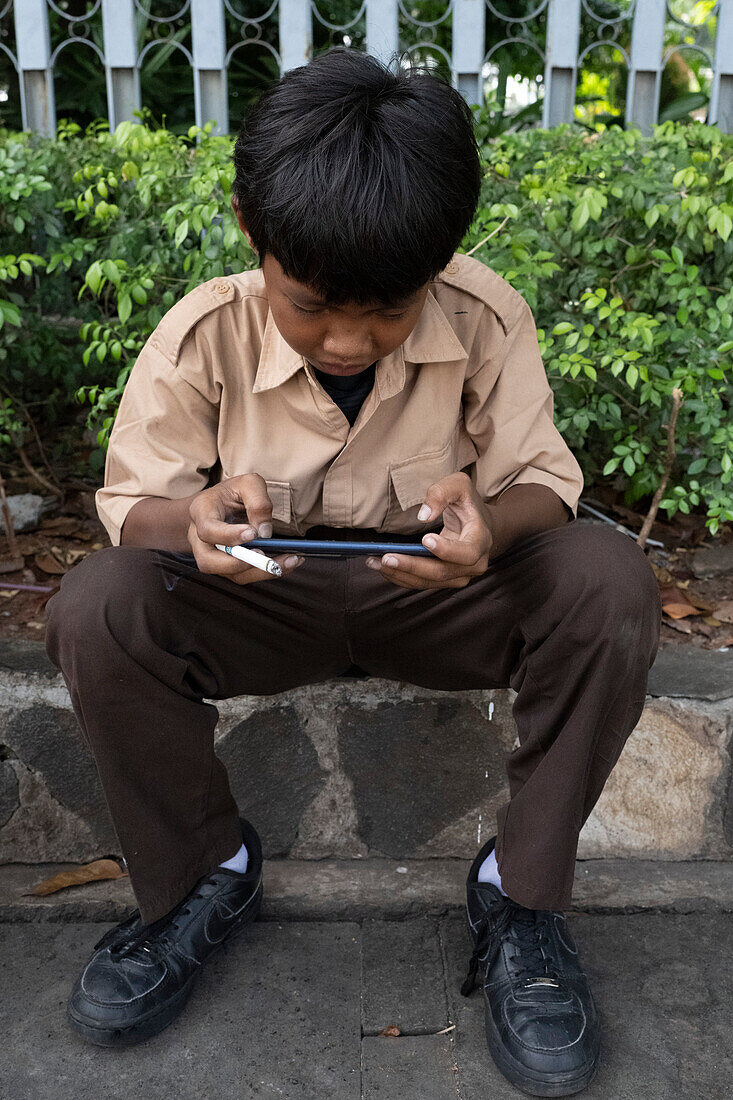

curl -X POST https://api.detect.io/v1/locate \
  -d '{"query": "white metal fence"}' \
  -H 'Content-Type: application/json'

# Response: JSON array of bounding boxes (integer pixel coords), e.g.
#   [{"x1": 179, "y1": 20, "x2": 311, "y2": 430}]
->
[{"x1": 3, "y1": 0, "x2": 733, "y2": 136}]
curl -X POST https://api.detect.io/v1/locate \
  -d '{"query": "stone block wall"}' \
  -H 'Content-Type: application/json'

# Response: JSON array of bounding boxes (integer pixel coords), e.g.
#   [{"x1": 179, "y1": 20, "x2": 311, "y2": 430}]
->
[{"x1": 1, "y1": 640, "x2": 732, "y2": 864}]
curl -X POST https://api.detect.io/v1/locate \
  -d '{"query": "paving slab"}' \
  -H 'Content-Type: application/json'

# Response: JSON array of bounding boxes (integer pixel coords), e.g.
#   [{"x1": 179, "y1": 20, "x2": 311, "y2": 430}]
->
[
  {"x1": 361, "y1": 1036, "x2": 459, "y2": 1098},
  {"x1": 646, "y1": 645, "x2": 733, "y2": 700},
  {"x1": 1, "y1": 913, "x2": 732, "y2": 1098},
  {"x1": 361, "y1": 919, "x2": 448, "y2": 1035},
  {"x1": 1, "y1": 858, "x2": 731, "y2": 924},
  {"x1": 0, "y1": 921, "x2": 362, "y2": 1100},
  {"x1": 441, "y1": 912, "x2": 733, "y2": 1100}
]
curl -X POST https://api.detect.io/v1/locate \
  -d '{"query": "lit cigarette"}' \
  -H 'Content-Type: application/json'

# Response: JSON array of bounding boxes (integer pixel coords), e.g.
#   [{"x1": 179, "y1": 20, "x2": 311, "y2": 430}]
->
[{"x1": 215, "y1": 543, "x2": 282, "y2": 577}]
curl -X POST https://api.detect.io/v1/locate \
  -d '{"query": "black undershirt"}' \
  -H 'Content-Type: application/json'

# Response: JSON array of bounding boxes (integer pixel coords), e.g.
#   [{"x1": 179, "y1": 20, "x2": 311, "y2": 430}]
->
[{"x1": 312, "y1": 362, "x2": 377, "y2": 426}]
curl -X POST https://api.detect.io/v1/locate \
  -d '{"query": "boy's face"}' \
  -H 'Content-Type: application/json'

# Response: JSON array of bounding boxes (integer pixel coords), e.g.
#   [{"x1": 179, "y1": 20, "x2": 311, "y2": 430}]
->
[{"x1": 233, "y1": 203, "x2": 430, "y2": 377}]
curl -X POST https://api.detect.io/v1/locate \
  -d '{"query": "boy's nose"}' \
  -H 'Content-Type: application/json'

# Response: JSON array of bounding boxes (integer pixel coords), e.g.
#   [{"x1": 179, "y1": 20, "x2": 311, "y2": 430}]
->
[{"x1": 322, "y1": 332, "x2": 373, "y2": 363}]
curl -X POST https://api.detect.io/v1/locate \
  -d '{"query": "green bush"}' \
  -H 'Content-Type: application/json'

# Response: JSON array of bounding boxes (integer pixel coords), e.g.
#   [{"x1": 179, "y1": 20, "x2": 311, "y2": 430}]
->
[
  {"x1": 0, "y1": 117, "x2": 731, "y2": 533},
  {"x1": 464, "y1": 118, "x2": 733, "y2": 532}
]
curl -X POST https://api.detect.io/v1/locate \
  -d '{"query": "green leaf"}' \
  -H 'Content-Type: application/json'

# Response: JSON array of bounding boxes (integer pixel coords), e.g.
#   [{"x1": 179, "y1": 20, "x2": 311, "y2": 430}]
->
[
  {"x1": 571, "y1": 200, "x2": 590, "y2": 232},
  {"x1": 174, "y1": 218, "x2": 189, "y2": 247},
  {"x1": 623, "y1": 455, "x2": 635, "y2": 476},
  {"x1": 86, "y1": 260, "x2": 103, "y2": 295},
  {"x1": 118, "y1": 293, "x2": 132, "y2": 324}
]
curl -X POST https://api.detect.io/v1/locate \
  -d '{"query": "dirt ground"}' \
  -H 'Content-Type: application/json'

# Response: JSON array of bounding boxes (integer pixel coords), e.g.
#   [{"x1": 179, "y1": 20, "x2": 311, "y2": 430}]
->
[{"x1": 1, "y1": 478, "x2": 732, "y2": 654}]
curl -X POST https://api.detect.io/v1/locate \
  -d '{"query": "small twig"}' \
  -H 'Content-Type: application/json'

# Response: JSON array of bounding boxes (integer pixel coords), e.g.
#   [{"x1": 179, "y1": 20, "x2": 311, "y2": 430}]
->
[
  {"x1": 465, "y1": 216, "x2": 511, "y2": 256},
  {"x1": 15, "y1": 445, "x2": 63, "y2": 499},
  {"x1": 0, "y1": 469, "x2": 22, "y2": 565},
  {"x1": 637, "y1": 387, "x2": 683, "y2": 552}
]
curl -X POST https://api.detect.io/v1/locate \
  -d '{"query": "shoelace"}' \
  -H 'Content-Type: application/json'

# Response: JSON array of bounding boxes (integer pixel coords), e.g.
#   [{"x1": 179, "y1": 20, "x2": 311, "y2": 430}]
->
[
  {"x1": 461, "y1": 895, "x2": 561, "y2": 997},
  {"x1": 93, "y1": 879, "x2": 217, "y2": 961}
]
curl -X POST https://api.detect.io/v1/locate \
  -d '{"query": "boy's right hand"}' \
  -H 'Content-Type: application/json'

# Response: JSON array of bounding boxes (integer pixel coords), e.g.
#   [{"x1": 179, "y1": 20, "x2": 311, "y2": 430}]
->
[{"x1": 187, "y1": 473, "x2": 304, "y2": 585}]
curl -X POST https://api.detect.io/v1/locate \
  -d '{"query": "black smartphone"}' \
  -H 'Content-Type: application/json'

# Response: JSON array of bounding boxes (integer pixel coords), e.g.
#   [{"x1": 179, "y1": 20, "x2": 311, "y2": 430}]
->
[{"x1": 243, "y1": 538, "x2": 434, "y2": 558}]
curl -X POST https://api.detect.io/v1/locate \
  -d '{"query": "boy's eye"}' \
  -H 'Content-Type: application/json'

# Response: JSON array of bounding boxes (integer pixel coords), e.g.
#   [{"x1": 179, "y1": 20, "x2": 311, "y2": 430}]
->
[{"x1": 292, "y1": 302, "x2": 322, "y2": 315}]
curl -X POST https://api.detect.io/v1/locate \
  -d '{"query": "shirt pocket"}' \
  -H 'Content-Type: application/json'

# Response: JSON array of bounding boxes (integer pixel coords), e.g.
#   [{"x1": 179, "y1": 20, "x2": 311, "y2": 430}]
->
[
  {"x1": 381, "y1": 424, "x2": 479, "y2": 530},
  {"x1": 264, "y1": 479, "x2": 293, "y2": 526}
]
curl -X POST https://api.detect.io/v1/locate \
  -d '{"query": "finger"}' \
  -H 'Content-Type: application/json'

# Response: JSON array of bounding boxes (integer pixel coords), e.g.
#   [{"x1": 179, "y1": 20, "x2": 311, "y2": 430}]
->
[
  {"x1": 225, "y1": 553, "x2": 305, "y2": 585},
  {"x1": 225, "y1": 472, "x2": 275, "y2": 535},
  {"x1": 370, "y1": 552, "x2": 468, "y2": 583},
  {"x1": 416, "y1": 472, "x2": 474, "y2": 525},
  {"x1": 193, "y1": 474, "x2": 274, "y2": 545},
  {"x1": 366, "y1": 554, "x2": 469, "y2": 587},
  {"x1": 377, "y1": 564, "x2": 471, "y2": 590},
  {"x1": 421, "y1": 530, "x2": 488, "y2": 569}
]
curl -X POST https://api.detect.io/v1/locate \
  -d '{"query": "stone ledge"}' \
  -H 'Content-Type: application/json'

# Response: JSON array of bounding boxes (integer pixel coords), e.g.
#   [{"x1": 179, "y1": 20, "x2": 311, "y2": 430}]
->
[
  {"x1": 1, "y1": 639, "x2": 732, "y2": 866},
  {"x1": 0, "y1": 858, "x2": 731, "y2": 923}
]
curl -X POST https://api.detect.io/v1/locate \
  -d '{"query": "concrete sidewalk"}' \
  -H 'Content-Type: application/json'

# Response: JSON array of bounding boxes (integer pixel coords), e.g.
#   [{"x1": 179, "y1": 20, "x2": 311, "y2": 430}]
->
[{"x1": 1, "y1": 912, "x2": 731, "y2": 1099}]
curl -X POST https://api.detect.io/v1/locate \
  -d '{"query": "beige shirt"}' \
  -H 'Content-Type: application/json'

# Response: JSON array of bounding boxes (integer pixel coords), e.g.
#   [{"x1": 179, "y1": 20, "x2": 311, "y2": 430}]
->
[{"x1": 96, "y1": 252, "x2": 584, "y2": 546}]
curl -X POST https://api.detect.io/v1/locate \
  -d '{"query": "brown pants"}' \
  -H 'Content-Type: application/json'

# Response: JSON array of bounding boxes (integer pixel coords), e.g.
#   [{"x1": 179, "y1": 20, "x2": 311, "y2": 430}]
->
[{"x1": 44, "y1": 520, "x2": 661, "y2": 924}]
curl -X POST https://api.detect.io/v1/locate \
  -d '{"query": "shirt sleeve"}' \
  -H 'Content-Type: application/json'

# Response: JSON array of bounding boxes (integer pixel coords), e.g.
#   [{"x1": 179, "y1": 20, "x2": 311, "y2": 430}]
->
[
  {"x1": 95, "y1": 334, "x2": 220, "y2": 546},
  {"x1": 462, "y1": 298, "x2": 584, "y2": 519}
]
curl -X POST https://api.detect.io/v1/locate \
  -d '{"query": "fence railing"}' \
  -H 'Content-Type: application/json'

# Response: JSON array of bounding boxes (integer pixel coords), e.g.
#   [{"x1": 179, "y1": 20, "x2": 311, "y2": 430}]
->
[{"x1": 3, "y1": 0, "x2": 733, "y2": 137}]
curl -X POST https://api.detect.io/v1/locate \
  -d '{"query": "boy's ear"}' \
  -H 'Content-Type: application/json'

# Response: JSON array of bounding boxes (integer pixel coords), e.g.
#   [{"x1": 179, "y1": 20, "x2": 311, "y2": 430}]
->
[{"x1": 230, "y1": 195, "x2": 257, "y2": 254}]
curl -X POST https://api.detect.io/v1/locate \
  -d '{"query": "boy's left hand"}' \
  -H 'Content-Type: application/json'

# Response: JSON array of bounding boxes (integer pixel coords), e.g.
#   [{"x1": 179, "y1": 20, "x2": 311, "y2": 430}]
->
[{"x1": 366, "y1": 472, "x2": 492, "y2": 590}]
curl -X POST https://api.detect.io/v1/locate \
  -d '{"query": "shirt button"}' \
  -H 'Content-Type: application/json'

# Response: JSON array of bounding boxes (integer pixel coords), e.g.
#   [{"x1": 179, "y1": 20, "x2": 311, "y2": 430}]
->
[
  {"x1": 444, "y1": 261, "x2": 459, "y2": 275},
  {"x1": 216, "y1": 282, "x2": 230, "y2": 294}
]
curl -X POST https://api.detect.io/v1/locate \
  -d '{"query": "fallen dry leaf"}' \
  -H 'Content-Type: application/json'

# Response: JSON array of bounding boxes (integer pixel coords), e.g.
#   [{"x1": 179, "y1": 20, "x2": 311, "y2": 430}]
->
[
  {"x1": 25, "y1": 621, "x2": 45, "y2": 630},
  {"x1": 379, "y1": 1025, "x2": 401, "y2": 1038},
  {"x1": 662, "y1": 617, "x2": 693, "y2": 634},
  {"x1": 39, "y1": 516, "x2": 85, "y2": 536},
  {"x1": 713, "y1": 600, "x2": 733, "y2": 624},
  {"x1": 685, "y1": 591, "x2": 716, "y2": 613},
  {"x1": 702, "y1": 615, "x2": 722, "y2": 627},
  {"x1": 34, "y1": 550, "x2": 66, "y2": 575},
  {"x1": 659, "y1": 583, "x2": 701, "y2": 620},
  {"x1": 0, "y1": 588, "x2": 19, "y2": 599},
  {"x1": 63, "y1": 548, "x2": 88, "y2": 566},
  {"x1": 24, "y1": 858, "x2": 127, "y2": 896}
]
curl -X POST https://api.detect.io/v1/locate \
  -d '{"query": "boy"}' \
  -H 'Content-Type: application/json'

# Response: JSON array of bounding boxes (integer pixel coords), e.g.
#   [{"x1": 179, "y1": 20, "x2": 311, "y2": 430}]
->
[{"x1": 45, "y1": 49, "x2": 661, "y2": 1096}]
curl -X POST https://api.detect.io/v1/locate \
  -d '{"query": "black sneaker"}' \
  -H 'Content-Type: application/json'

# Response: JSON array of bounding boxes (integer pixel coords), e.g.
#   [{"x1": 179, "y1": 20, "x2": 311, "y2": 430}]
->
[
  {"x1": 67, "y1": 817, "x2": 263, "y2": 1047},
  {"x1": 461, "y1": 836, "x2": 600, "y2": 1097}
]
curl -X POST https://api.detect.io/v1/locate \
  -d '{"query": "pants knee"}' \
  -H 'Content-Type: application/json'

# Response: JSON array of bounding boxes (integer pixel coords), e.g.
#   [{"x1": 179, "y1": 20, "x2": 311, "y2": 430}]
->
[
  {"x1": 45, "y1": 546, "x2": 163, "y2": 665},
  {"x1": 569, "y1": 524, "x2": 661, "y2": 658}
]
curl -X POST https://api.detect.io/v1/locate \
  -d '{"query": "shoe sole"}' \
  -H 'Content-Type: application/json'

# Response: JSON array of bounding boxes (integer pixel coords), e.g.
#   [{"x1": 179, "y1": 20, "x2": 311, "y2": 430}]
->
[
  {"x1": 68, "y1": 880, "x2": 263, "y2": 1048},
  {"x1": 464, "y1": 911, "x2": 599, "y2": 1098}
]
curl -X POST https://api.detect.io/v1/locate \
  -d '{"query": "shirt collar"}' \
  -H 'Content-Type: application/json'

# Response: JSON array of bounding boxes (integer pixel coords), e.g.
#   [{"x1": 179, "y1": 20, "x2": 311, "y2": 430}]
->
[{"x1": 251, "y1": 288, "x2": 467, "y2": 395}]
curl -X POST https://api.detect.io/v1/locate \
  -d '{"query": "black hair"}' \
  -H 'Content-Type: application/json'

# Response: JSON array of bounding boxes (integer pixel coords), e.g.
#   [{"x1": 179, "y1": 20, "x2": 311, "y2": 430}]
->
[{"x1": 232, "y1": 49, "x2": 481, "y2": 305}]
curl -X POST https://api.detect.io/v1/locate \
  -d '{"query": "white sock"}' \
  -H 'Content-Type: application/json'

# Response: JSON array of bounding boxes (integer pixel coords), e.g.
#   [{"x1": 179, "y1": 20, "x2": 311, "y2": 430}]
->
[
  {"x1": 477, "y1": 847, "x2": 508, "y2": 896},
  {"x1": 219, "y1": 842, "x2": 248, "y2": 874}
]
